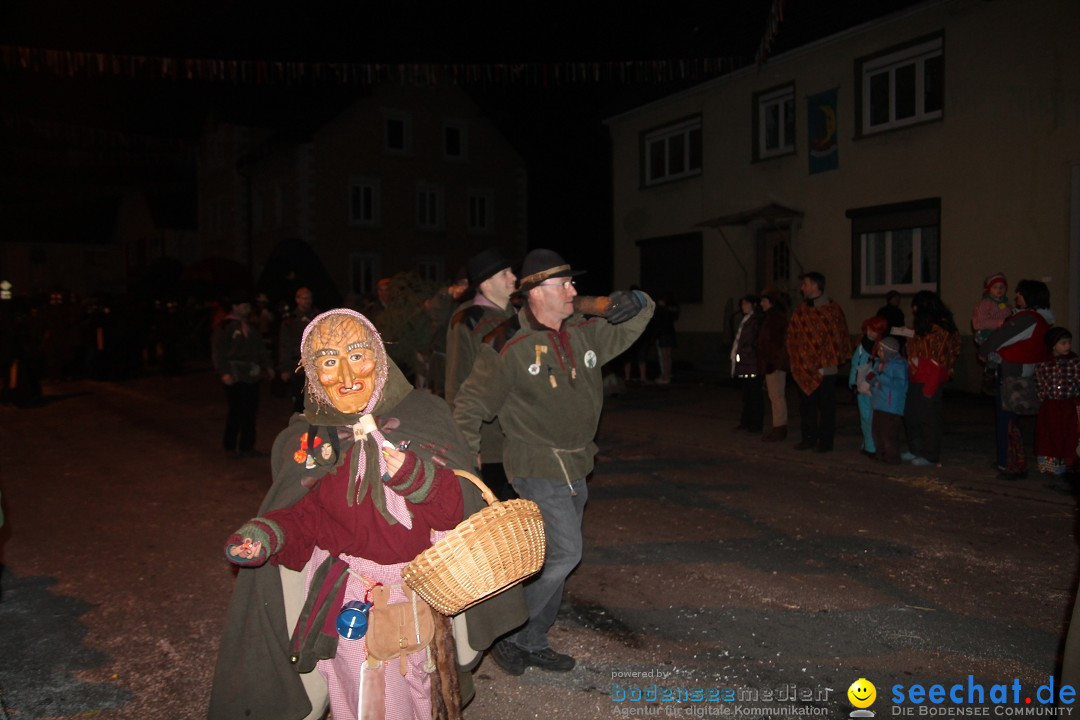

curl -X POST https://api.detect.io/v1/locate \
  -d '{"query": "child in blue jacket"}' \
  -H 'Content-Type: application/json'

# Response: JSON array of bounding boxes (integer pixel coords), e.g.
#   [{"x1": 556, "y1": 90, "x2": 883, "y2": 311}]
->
[
  {"x1": 850, "y1": 315, "x2": 889, "y2": 457},
  {"x1": 869, "y1": 336, "x2": 909, "y2": 464}
]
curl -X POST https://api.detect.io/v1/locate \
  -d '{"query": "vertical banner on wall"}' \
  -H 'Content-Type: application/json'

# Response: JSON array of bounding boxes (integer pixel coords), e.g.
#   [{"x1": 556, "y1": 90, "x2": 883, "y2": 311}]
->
[{"x1": 807, "y1": 88, "x2": 839, "y2": 175}]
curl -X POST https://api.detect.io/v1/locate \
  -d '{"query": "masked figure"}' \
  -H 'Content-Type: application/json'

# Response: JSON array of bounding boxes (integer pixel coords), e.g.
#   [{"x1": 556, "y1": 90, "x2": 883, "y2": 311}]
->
[{"x1": 209, "y1": 309, "x2": 526, "y2": 720}]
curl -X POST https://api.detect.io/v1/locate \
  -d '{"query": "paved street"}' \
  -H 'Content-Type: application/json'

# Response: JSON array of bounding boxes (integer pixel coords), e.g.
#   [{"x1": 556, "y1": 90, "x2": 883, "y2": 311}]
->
[{"x1": 0, "y1": 369, "x2": 1076, "y2": 720}]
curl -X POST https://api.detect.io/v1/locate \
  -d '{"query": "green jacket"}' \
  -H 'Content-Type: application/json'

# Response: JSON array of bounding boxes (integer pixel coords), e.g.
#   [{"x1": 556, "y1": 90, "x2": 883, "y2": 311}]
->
[
  {"x1": 444, "y1": 298, "x2": 515, "y2": 464},
  {"x1": 211, "y1": 316, "x2": 271, "y2": 382},
  {"x1": 453, "y1": 294, "x2": 654, "y2": 487}
]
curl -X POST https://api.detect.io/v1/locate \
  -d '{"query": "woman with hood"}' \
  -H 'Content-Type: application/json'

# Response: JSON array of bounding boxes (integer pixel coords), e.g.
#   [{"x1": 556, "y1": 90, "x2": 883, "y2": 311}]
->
[{"x1": 209, "y1": 308, "x2": 526, "y2": 720}]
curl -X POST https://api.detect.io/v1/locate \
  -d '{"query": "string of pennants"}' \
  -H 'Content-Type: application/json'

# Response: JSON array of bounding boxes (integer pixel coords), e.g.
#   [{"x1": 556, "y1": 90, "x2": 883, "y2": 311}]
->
[
  {"x1": 756, "y1": 0, "x2": 788, "y2": 66},
  {"x1": 0, "y1": 44, "x2": 764, "y2": 87}
]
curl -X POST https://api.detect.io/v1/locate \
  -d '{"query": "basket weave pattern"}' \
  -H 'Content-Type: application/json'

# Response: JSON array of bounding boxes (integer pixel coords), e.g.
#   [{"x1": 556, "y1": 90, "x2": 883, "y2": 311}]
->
[{"x1": 402, "y1": 471, "x2": 546, "y2": 616}]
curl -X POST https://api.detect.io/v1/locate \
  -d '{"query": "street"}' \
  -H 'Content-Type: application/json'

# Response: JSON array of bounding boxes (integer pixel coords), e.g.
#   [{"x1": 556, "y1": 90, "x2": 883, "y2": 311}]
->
[{"x1": 0, "y1": 369, "x2": 1076, "y2": 720}]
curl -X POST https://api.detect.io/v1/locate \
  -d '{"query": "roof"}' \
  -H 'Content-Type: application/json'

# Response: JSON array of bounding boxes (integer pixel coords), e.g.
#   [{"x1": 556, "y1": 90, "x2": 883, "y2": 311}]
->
[{"x1": 696, "y1": 203, "x2": 804, "y2": 228}]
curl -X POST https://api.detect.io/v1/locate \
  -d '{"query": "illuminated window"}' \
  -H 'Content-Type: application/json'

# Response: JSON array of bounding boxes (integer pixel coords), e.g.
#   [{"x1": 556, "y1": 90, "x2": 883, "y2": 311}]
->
[
  {"x1": 642, "y1": 116, "x2": 702, "y2": 186},
  {"x1": 857, "y1": 35, "x2": 943, "y2": 135},
  {"x1": 754, "y1": 84, "x2": 795, "y2": 160},
  {"x1": 848, "y1": 199, "x2": 940, "y2": 296}
]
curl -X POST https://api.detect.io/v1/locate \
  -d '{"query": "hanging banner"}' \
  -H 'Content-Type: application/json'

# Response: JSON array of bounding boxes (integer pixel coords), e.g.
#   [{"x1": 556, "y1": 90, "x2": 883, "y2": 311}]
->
[
  {"x1": 807, "y1": 88, "x2": 839, "y2": 175},
  {"x1": 0, "y1": 44, "x2": 747, "y2": 87}
]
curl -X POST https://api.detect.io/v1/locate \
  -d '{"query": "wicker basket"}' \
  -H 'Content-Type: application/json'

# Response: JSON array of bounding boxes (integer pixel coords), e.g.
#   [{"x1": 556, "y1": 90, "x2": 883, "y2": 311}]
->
[{"x1": 402, "y1": 470, "x2": 546, "y2": 616}]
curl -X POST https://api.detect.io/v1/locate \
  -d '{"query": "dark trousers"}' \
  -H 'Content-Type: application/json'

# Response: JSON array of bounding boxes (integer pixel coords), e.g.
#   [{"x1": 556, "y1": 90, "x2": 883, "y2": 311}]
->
[
  {"x1": 994, "y1": 383, "x2": 1021, "y2": 469},
  {"x1": 481, "y1": 462, "x2": 517, "y2": 502},
  {"x1": 872, "y1": 410, "x2": 903, "y2": 463},
  {"x1": 508, "y1": 476, "x2": 587, "y2": 652},
  {"x1": 738, "y1": 375, "x2": 764, "y2": 432},
  {"x1": 904, "y1": 382, "x2": 943, "y2": 463},
  {"x1": 223, "y1": 381, "x2": 260, "y2": 452},
  {"x1": 797, "y1": 377, "x2": 837, "y2": 450}
]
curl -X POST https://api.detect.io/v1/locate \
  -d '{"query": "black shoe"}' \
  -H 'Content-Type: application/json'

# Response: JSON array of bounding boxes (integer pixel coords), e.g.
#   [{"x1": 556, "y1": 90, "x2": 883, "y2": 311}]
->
[
  {"x1": 522, "y1": 647, "x2": 576, "y2": 672},
  {"x1": 489, "y1": 640, "x2": 526, "y2": 676},
  {"x1": 794, "y1": 440, "x2": 815, "y2": 451},
  {"x1": 814, "y1": 445, "x2": 833, "y2": 453}
]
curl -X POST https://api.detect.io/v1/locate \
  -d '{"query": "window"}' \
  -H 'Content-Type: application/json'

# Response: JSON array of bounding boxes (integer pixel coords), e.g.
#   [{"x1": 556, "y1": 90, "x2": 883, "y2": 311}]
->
[
  {"x1": 642, "y1": 116, "x2": 702, "y2": 186},
  {"x1": 443, "y1": 120, "x2": 468, "y2": 160},
  {"x1": 348, "y1": 178, "x2": 381, "y2": 226},
  {"x1": 468, "y1": 189, "x2": 493, "y2": 233},
  {"x1": 754, "y1": 84, "x2": 795, "y2": 160},
  {"x1": 416, "y1": 183, "x2": 443, "y2": 230},
  {"x1": 857, "y1": 35, "x2": 943, "y2": 135},
  {"x1": 416, "y1": 257, "x2": 442, "y2": 282},
  {"x1": 848, "y1": 199, "x2": 940, "y2": 296},
  {"x1": 350, "y1": 253, "x2": 381, "y2": 298},
  {"x1": 384, "y1": 112, "x2": 412, "y2": 153}
]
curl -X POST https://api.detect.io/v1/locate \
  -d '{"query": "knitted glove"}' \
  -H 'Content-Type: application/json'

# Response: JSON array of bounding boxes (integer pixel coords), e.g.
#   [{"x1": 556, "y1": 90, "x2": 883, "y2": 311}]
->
[
  {"x1": 606, "y1": 290, "x2": 647, "y2": 324},
  {"x1": 383, "y1": 450, "x2": 442, "y2": 504},
  {"x1": 224, "y1": 518, "x2": 284, "y2": 567}
]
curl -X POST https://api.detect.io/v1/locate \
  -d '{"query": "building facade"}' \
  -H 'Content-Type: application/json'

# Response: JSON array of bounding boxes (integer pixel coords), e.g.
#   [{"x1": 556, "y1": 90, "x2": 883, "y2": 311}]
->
[
  {"x1": 606, "y1": 0, "x2": 1080, "y2": 390},
  {"x1": 198, "y1": 83, "x2": 528, "y2": 305}
]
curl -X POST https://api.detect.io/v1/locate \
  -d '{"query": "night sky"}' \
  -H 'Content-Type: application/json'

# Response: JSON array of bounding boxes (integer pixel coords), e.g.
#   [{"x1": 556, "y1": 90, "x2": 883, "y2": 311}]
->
[{"x1": 0, "y1": 0, "x2": 928, "y2": 292}]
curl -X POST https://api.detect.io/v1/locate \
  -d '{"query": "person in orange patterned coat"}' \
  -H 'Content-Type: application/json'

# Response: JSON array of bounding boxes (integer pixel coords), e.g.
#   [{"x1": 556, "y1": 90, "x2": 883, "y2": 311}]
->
[
  {"x1": 902, "y1": 291, "x2": 962, "y2": 467},
  {"x1": 785, "y1": 271, "x2": 850, "y2": 453}
]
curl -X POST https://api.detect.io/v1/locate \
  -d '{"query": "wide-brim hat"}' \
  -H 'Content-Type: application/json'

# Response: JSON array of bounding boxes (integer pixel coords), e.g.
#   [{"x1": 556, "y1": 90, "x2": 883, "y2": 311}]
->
[
  {"x1": 467, "y1": 247, "x2": 514, "y2": 286},
  {"x1": 516, "y1": 248, "x2": 586, "y2": 293}
]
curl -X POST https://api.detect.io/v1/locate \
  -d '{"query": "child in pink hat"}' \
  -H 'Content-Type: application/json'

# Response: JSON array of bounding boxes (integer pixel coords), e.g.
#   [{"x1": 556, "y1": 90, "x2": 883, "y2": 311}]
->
[
  {"x1": 972, "y1": 272, "x2": 1012, "y2": 345},
  {"x1": 972, "y1": 272, "x2": 1013, "y2": 393}
]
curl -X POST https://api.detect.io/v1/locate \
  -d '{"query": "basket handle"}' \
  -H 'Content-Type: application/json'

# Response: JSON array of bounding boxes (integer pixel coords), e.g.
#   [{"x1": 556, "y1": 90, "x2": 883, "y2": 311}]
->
[{"x1": 452, "y1": 469, "x2": 498, "y2": 507}]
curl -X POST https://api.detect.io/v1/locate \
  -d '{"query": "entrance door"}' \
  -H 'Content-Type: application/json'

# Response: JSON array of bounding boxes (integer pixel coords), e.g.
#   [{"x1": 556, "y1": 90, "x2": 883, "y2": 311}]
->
[{"x1": 759, "y1": 227, "x2": 791, "y2": 291}]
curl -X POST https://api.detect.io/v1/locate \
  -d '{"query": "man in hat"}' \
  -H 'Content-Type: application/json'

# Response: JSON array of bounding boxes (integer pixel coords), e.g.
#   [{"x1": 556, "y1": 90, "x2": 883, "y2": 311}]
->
[
  {"x1": 453, "y1": 248, "x2": 654, "y2": 675},
  {"x1": 445, "y1": 247, "x2": 519, "y2": 500},
  {"x1": 414, "y1": 267, "x2": 470, "y2": 395},
  {"x1": 785, "y1": 271, "x2": 850, "y2": 453}
]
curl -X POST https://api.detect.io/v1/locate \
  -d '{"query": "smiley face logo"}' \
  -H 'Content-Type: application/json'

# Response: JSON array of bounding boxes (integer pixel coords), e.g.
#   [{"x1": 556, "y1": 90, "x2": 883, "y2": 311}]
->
[{"x1": 848, "y1": 678, "x2": 877, "y2": 709}]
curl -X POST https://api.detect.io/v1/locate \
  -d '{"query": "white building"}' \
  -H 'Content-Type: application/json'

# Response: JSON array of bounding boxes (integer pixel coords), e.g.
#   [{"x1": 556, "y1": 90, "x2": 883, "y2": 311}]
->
[{"x1": 606, "y1": 0, "x2": 1080, "y2": 389}]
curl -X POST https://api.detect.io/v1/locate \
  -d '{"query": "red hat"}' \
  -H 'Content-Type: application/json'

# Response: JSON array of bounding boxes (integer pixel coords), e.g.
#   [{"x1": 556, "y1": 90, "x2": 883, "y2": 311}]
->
[{"x1": 984, "y1": 272, "x2": 1008, "y2": 293}]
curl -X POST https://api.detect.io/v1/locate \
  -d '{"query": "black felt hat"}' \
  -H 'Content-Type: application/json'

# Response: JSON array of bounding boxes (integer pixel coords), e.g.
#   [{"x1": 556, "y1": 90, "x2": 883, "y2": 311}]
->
[
  {"x1": 516, "y1": 249, "x2": 586, "y2": 292},
  {"x1": 466, "y1": 247, "x2": 514, "y2": 286}
]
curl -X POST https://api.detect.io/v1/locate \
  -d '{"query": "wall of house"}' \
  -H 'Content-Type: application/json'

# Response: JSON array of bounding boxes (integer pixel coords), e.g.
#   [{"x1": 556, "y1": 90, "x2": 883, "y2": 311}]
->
[
  {"x1": 308, "y1": 83, "x2": 528, "y2": 300},
  {"x1": 608, "y1": 0, "x2": 1080, "y2": 391},
  {"x1": 195, "y1": 84, "x2": 528, "y2": 309},
  {"x1": 247, "y1": 143, "x2": 311, "y2": 280}
]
